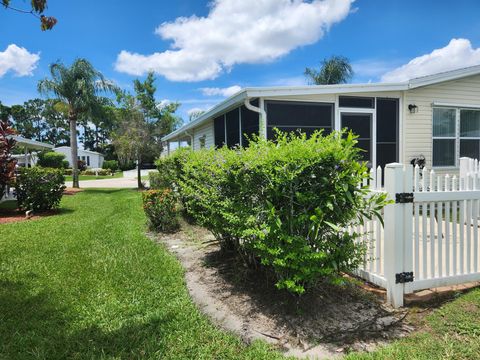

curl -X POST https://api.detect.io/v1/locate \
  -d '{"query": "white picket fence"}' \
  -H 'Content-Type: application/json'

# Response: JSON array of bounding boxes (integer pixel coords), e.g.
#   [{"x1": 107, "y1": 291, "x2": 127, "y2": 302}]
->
[{"x1": 354, "y1": 157, "x2": 480, "y2": 307}]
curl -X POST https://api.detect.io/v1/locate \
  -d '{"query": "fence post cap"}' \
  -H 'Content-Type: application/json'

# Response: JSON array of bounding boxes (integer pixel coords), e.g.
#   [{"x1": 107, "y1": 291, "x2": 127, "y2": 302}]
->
[{"x1": 385, "y1": 162, "x2": 404, "y2": 169}]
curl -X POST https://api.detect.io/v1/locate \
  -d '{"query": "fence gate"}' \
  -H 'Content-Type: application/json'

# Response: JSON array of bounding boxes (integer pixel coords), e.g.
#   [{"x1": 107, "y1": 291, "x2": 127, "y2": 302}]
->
[{"x1": 356, "y1": 158, "x2": 480, "y2": 307}]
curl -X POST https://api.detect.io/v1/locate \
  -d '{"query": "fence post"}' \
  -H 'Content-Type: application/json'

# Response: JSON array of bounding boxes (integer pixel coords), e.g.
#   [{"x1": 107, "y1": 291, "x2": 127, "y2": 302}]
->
[
  {"x1": 460, "y1": 157, "x2": 470, "y2": 187},
  {"x1": 384, "y1": 163, "x2": 407, "y2": 307}
]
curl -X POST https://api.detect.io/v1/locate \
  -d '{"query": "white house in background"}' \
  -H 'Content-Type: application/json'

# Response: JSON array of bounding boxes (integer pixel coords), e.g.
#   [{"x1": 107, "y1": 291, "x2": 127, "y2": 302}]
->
[
  {"x1": 10, "y1": 135, "x2": 54, "y2": 167},
  {"x1": 53, "y1": 146, "x2": 105, "y2": 169},
  {"x1": 162, "y1": 65, "x2": 480, "y2": 174}
]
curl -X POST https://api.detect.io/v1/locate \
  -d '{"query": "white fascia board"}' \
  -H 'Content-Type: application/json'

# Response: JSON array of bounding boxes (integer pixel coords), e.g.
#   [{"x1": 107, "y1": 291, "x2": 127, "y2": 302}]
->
[
  {"x1": 244, "y1": 82, "x2": 408, "y2": 98},
  {"x1": 408, "y1": 65, "x2": 480, "y2": 89},
  {"x1": 162, "y1": 91, "x2": 248, "y2": 141}
]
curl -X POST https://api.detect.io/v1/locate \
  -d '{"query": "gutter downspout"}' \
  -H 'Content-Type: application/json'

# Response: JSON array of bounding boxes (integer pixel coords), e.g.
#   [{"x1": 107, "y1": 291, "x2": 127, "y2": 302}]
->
[{"x1": 244, "y1": 98, "x2": 267, "y2": 139}]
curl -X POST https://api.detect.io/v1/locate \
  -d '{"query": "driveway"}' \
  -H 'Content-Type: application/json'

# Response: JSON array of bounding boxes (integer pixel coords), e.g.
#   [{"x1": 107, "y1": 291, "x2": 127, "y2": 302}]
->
[{"x1": 66, "y1": 177, "x2": 148, "y2": 189}]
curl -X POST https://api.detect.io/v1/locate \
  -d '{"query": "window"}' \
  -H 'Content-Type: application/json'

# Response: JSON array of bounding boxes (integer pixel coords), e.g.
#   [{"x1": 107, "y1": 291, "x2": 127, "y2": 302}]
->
[
  {"x1": 86, "y1": 156, "x2": 90, "y2": 166},
  {"x1": 432, "y1": 108, "x2": 456, "y2": 167},
  {"x1": 460, "y1": 110, "x2": 480, "y2": 160},
  {"x1": 339, "y1": 96, "x2": 375, "y2": 109},
  {"x1": 241, "y1": 103, "x2": 259, "y2": 146}
]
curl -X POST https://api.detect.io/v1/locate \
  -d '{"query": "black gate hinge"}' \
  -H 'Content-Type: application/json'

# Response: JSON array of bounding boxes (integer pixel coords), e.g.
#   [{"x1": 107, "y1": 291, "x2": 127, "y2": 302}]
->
[
  {"x1": 396, "y1": 193, "x2": 414, "y2": 203},
  {"x1": 396, "y1": 272, "x2": 414, "y2": 284}
]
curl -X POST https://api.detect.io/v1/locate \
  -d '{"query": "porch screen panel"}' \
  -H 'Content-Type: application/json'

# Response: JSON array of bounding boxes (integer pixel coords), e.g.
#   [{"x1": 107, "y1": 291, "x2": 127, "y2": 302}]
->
[
  {"x1": 376, "y1": 98, "x2": 399, "y2": 169},
  {"x1": 339, "y1": 96, "x2": 375, "y2": 109},
  {"x1": 241, "y1": 102, "x2": 259, "y2": 146},
  {"x1": 265, "y1": 101, "x2": 333, "y2": 140},
  {"x1": 226, "y1": 108, "x2": 240, "y2": 147},
  {"x1": 341, "y1": 113, "x2": 372, "y2": 163},
  {"x1": 214, "y1": 115, "x2": 226, "y2": 147}
]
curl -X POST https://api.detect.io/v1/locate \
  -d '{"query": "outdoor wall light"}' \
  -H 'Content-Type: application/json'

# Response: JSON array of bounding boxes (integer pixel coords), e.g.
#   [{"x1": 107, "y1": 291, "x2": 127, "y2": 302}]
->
[{"x1": 408, "y1": 104, "x2": 418, "y2": 114}]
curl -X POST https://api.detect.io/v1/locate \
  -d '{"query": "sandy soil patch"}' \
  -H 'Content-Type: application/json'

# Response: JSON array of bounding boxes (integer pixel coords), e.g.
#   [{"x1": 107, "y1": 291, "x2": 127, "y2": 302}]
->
[{"x1": 152, "y1": 222, "x2": 415, "y2": 359}]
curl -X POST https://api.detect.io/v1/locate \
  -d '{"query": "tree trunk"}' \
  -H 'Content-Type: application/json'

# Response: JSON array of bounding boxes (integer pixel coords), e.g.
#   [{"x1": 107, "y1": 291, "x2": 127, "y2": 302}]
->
[
  {"x1": 137, "y1": 155, "x2": 143, "y2": 190},
  {"x1": 69, "y1": 112, "x2": 79, "y2": 188}
]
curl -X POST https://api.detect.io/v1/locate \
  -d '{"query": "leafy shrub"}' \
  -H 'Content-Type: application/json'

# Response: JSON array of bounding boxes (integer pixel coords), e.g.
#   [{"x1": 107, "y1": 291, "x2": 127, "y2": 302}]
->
[
  {"x1": 81, "y1": 168, "x2": 111, "y2": 176},
  {"x1": 176, "y1": 130, "x2": 388, "y2": 295},
  {"x1": 64, "y1": 168, "x2": 73, "y2": 176},
  {"x1": 102, "y1": 160, "x2": 119, "y2": 173},
  {"x1": 78, "y1": 160, "x2": 87, "y2": 171},
  {"x1": 37, "y1": 151, "x2": 66, "y2": 169},
  {"x1": 62, "y1": 159, "x2": 69, "y2": 169},
  {"x1": 142, "y1": 189, "x2": 179, "y2": 232},
  {"x1": 15, "y1": 167, "x2": 66, "y2": 211},
  {"x1": 154, "y1": 148, "x2": 191, "y2": 190}
]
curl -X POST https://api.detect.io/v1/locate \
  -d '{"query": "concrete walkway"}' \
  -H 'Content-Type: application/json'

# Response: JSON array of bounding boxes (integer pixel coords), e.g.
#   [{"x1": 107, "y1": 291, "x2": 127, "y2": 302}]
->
[{"x1": 66, "y1": 177, "x2": 148, "y2": 189}]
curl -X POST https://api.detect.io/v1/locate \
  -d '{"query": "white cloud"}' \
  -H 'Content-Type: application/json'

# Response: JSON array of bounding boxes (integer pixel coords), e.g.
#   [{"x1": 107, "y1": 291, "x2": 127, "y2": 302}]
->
[
  {"x1": 381, "y1": 39, "x2": 480, "y2": 82},
  {"x1": 115, "y1": 0, "x2": 354, "y2": 82},
  {"x1": 200, "y1": 85, "x2": 242, "y2": 97},
  {"x1": 0, "y1": 44, "x2": 40, "y2": 77}
]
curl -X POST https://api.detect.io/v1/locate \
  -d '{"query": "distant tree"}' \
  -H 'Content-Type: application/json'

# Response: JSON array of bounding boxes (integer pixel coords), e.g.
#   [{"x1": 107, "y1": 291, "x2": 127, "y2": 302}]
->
[
  {"x1": 42, "y1": 99, "x2": 70, "y2": 146},
  {"x1": 189, "y1": 110, "x2": 205, "y2": 122},
  {"x1": 2, "y1": 0, "x2": 57, "y2": 30},
  {"x1": 80, "y1": 97, "x2": 118, "y2": 152},
  {"x1": 305, "y1": 55, "x2": 354, "y2": 85},
  {"x1": 38, "y1": 59, "x2": 118, "y2": 188},
  {"x1": 113, "y1": 73, "x2": 181, "y2": 188}
]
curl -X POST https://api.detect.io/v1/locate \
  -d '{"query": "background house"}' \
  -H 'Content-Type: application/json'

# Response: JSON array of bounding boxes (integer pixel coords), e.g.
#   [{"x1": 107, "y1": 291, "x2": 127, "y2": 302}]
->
[
  {"x1": 53, "y1": 146, "x2": 105, "y2": 169},
  {"x1": 162, "y1": 65, "x2": 480, "y2": 174},
  {"x1": 10, "y1": 136, "x2": 54, "y2": 167}
]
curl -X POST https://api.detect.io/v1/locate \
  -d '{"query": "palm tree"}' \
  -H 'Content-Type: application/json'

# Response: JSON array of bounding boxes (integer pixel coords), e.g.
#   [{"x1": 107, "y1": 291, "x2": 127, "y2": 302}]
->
[
  {"x1": 38, "y1": 59, "x2": 118, "y2": 188},
  {"x1": 305, "y1": 55, "x2": 354, "y2": 85}
]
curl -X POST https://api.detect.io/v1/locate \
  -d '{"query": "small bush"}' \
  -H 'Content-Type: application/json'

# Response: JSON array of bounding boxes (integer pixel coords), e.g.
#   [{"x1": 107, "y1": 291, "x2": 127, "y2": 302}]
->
[
  {"x1": 38, "y1": 151, "x2": 66, "y2": 169},
  {"x1": 15, "y1": 167, "x2": 66, "y2": 211},
  {"x1": 78, "y1": 160, "x2": 87, "y2": 171},
  {"x1": 142, "y1": 189, "x2": 179, "y2": 232},
  {"x1": 176, "y1": 130, "x2": 389, "y2": 295},
  {"x1": 62, "y1": 159, "x2": 69, "y2": 169},
  {"x1": 148, "y1": 172, "x2": 163, "y2": 189},
  {"x1": 102, "y1": 160, "x2": 119, "y2": 173},
  {"x1": 64, "y1": 168, "x2": 73, "y2": 176},
  {"x1": 81, "y1": 168, "x2": 111, "y2": 176}
]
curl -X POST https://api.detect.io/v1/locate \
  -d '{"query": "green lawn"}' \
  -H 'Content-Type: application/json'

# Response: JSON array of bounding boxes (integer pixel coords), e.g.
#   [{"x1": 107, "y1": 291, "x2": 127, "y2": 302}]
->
[
  {"x1": 64, "y1": 171, "x2": 124, "y2": 182},
  {"x1": 0, "y1": 189, "x2": 282, "y2": 359},
  {"x1": 2, "y1": 190, "x2": 480, "y2": 359}
]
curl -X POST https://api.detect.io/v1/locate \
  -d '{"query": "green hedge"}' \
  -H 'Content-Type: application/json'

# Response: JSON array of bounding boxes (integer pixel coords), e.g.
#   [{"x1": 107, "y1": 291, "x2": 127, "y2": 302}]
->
[
  {"x1": 15, "y1": 167, "x2": 66, "y2": 211},
  {"x1": 38, "y1": 151, "x2": 67, "y2": 169},
  {"x1": 156, "y1": 131, "x2": 388, "y2": 295},
  {"x1": 102, "y1": 160, "x2": 119, "y2": 173}
]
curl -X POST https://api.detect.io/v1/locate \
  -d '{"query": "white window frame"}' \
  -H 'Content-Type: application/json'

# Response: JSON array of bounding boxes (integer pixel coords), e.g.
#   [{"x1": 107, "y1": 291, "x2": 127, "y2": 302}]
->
[{"x1": 432, "y1": 106, "x2": 480, "y2": 168}]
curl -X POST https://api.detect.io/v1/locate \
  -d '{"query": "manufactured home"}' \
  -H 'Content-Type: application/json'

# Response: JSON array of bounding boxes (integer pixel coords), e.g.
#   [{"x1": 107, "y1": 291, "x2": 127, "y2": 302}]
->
[
  {"x1": 53, "y1": 146, "x2": 105, "y2": 169},
  {"x1": 162, "y1": 65, "x2": 480, "y2": 173}
]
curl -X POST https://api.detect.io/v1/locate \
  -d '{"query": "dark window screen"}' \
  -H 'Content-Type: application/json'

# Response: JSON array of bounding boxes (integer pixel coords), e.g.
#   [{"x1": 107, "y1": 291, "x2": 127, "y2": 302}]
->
[
  {"x1": 341, "y1": 113, "x2": 372, "y2": 163},
  {"x1": 241, "y1": 104, "x2": 259, "y2": 146},
  {"x1": 376, "y1": 98, "x2": 398, "y2": 169},
  {"x1": 226, "y1": 108, "x2": 240, "y2": 147},
  {"x1": 266, "y1": 101, "x2": 333, "y2": 139},
  {"x1": 214, "y1": 115, "x2": 225, "y2": 147},
  {"x1": 339, "y1": 96, "x2": 375, "y2": 109}
]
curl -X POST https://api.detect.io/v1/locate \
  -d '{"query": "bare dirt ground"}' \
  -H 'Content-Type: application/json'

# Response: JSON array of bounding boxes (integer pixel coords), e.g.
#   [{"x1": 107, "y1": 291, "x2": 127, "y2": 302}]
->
[{"x1": 152, "y1": 222, "x2": 416, "y2": 359}]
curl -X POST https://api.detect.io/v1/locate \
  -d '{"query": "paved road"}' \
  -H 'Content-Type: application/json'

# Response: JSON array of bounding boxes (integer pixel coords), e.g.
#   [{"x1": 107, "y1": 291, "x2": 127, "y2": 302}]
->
[{"x1": 66, "y1": 177, "x2": 148, "y2": 189}]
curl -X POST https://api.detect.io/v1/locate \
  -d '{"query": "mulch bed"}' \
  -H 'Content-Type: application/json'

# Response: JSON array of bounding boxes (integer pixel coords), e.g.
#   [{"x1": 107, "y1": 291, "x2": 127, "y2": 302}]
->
[
  {"x1": 63, "y1": 188, "x2": 84, "y2": 195},
  {"x1": 0, "y1": 207, "x2": 57, "y2": 224},
  {"x1": 153, "y1": 222, "x2": 415, "y2": 358}
]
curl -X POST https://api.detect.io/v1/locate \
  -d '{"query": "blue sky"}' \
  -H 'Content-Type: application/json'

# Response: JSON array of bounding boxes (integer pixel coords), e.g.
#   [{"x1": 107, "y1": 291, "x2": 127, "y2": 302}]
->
[{"x1": 1, "y1": 0, "x2": 480, "y2": 123}]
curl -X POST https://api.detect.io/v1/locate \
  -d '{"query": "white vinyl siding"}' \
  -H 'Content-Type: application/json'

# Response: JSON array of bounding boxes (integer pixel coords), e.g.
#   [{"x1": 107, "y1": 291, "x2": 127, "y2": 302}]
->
[
  {"x1": 404, "y1": 74, "x2": 480, "y2": 172},
  {"x1": 192, "y1": 119, "x2": 214, "y2": 150}
]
